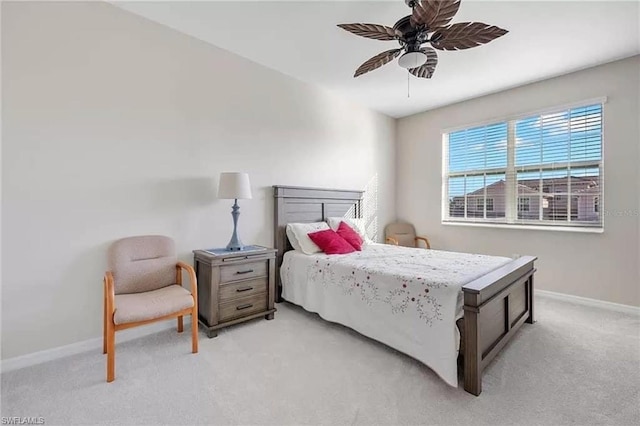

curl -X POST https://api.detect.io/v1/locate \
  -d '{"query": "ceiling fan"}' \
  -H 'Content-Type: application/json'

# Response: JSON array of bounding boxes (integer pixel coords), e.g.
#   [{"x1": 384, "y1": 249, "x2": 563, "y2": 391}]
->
[{"x1": 337, "y1": 0, "x2": 508, "y2": 79}]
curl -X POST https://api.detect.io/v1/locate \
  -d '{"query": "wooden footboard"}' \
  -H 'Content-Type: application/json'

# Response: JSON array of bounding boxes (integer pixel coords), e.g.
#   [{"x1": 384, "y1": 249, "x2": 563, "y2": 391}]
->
[{"x1": 462, "y1": 255, "x2": 536, "y2": 396}]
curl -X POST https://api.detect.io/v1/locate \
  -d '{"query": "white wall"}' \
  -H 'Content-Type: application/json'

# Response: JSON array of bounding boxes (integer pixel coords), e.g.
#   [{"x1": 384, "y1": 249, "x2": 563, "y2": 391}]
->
[
  {"x1": 397, "y1": 56, "x2": 640, "y2": 307},
  {"x1": 1, "y1": 2, "x2": 396, "y2": 359}
]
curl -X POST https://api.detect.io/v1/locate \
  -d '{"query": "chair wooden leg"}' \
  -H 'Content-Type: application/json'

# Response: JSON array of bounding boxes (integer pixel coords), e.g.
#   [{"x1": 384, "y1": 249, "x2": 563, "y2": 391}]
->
[
  {"x1": 106, "y1": 321, "x2": 115, "y2": 382},
  {"x1": 177, "y1": 316, "x2": 184, "y2": 333},
  {"x1": 191, "y1": 309, "x2": 199, "y2": 354}
]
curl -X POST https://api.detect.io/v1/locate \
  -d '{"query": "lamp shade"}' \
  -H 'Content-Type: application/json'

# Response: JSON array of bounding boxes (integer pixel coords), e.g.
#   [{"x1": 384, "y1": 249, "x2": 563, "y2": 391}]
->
[{"x1": 217, "y1": 172, "x2": 252, "y2": 200}]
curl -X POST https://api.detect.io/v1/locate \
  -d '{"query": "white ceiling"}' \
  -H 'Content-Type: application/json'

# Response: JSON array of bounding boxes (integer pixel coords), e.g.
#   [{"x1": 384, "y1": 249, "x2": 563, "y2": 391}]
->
[{"x1": 114, "y1": 1, "x2": 640, "y2": 118}]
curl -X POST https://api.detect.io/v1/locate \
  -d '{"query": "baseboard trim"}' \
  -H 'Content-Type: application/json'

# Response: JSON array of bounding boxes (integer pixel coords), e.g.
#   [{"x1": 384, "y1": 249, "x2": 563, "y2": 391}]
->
[
  {"x1": 1, "y1": 317, "x2": 192, "y2": 374},
  {"x1": 3, "y1": 291, "x2": 637, "y2": 373},
  {"x1": 536, "y1": 289, "x2": 640, "y2": 315}
]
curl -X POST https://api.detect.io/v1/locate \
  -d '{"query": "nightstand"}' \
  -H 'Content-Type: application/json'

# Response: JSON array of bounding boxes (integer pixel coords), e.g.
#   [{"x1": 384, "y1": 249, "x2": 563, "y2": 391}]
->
[{"x1": 193, "y1": 246, "x2": 277, "y2": 338}]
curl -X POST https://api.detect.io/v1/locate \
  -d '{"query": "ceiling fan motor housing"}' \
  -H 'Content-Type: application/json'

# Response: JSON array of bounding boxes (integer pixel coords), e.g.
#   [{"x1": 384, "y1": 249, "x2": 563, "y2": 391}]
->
[{"x1": 393, "y1": 16, "x2": 428, "y2": 48}]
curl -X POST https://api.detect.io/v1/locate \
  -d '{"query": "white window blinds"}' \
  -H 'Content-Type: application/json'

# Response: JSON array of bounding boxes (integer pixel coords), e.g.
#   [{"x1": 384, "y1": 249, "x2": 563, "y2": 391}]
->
[
  {"x1": 443, "y1": 102, "x2": 603, "y2": 229},
  {"x1": 446, "y1": 122, "x2": 508, "y2": 220}
]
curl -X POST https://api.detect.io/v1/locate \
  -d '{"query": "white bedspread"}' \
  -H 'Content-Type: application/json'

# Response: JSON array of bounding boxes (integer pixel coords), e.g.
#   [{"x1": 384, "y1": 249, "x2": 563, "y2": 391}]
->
[{"x1": 281, "y1": 244, "x2": 511, "y2": 387}]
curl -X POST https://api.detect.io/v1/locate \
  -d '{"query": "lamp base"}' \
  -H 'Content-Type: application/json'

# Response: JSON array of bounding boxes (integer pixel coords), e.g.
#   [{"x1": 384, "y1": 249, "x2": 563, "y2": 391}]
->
[
  {"x1": 226, "y1": 199, "x2": 244, "y2": 251},
  {"x1": 226, "y1": 242, "x2": 245, "y2": 251}
]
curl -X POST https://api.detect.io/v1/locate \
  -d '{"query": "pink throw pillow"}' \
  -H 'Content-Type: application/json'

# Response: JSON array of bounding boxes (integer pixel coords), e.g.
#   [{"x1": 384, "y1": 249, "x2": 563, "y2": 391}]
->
[
  {"x1": 336, "y1": 221, "x2": 363, "y2": 251},
  {"x1": 307, "y1": 229, "x2": 356, "y2": 255}
]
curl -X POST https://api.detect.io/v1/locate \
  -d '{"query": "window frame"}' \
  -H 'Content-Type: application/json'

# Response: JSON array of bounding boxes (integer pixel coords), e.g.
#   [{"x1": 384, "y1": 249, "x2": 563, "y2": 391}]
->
[{"x1": 441, "y1": 97, "x2": 606, "y2": 232}]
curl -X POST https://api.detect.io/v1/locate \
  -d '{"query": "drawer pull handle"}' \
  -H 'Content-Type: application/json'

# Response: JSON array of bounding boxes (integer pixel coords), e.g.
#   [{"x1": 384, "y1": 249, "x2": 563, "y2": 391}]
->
[
  {"x1": 236, "y1": 303, "x2": 253, "y2": 311},
  {"x1": 236, "y1": 269, "x2": 254, "y2": 275},
  {"x1": 236, "y1": 286, "x2": 253, "y2": 293}
]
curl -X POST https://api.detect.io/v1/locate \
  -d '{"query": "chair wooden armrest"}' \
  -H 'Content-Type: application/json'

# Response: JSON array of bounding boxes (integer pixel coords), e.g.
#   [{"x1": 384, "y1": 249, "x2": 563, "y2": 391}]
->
[
  {"x1": 103, "y1": 271, "x2": 115, "y2": 358},
  {"x1": 176, "y1": 261, "x2": 198, "y2": 297},
  {"x1": 176, "y1": 261, "x2": 199, "y2": 354},
  {"x1": 386, "y1": 237, "x2": 399, "y2": 245},
  {"x1": 415, "y1": 236, "x2": 431, "y2": 249},
  {"x1": 104, "y1": 272, "x2": 115, "y2": 316}
]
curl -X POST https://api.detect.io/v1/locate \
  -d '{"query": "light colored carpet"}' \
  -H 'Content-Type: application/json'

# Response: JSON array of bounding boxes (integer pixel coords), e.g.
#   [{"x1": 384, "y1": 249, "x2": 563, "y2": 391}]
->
[{"x1": 1, "y1": 295, "x2": 639, "y2": 425}]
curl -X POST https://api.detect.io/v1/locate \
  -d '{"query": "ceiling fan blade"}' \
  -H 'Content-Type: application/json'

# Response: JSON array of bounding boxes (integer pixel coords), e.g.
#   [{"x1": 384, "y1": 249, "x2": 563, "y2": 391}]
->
[
  {"x1": 411, "y1": 0, "x2": 461, "y2": 30},
  {"x1": 354, "y1": 49, "x2": 402, "y2": 77},
  {"x1": 409, "y1": 47, "x2": 438, "y2": 78},
  {"x1": 430, "y1": 22, "x2": 508, "y2": 50},
  {"x1": 337, "y1": 23, "x2": 399, "y2": 41}
]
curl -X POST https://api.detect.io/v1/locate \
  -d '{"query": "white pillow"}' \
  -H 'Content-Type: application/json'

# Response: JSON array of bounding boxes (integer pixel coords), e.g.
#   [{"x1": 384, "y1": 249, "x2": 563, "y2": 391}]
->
[
  {"x1": 326, "y1": 217, "x2": 373, "y2": 245},
  {"x1": 286, "y1": 222, "x2": 330, "y2": 255}
]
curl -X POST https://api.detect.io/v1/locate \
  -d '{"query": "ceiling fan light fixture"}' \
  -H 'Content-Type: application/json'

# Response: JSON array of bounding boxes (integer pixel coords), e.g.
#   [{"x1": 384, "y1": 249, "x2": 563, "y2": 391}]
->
[{"x1": 398, "y1": 50, "x2": 427, "y2": 69}]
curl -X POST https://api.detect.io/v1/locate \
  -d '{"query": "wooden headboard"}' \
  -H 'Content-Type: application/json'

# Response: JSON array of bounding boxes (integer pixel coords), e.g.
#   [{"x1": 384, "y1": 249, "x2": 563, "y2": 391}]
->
[{"x1": 273, "y1": 185, "x2": 364, "y2": 301}]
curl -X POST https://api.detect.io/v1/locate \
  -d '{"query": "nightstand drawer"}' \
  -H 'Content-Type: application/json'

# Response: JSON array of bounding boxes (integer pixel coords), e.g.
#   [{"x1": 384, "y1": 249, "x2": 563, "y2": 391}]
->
[
  {"x1": 220, "y1": 260, "x2": 267, "y2": 283},
  {"x1": 219, "y1": 293, "x2": 267, "y2": 322},
  {"x1": 219, "y1": 278, "x2": 267, "y2": 303}
]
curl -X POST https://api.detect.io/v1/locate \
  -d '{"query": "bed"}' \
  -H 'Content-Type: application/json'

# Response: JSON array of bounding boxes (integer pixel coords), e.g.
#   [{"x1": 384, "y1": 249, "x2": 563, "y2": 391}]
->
[{"x1": 273, "y1": 185, "x2": 536, "y2": 396}]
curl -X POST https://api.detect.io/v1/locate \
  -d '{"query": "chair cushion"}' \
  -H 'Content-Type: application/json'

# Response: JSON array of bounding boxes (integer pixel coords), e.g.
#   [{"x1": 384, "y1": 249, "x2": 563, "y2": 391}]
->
[
  {"x1": 385, "y1": 223, "x2": 417, "y2": 248},
  {"x1": 394, "y1": 233, "x2": 417, "y2": 247},
  {"x1": 108, "y1": 235, "x2": 177, "y2": 294},
  {"x1": 114, "y1": 285, "x2": 194, "y2": 325}
]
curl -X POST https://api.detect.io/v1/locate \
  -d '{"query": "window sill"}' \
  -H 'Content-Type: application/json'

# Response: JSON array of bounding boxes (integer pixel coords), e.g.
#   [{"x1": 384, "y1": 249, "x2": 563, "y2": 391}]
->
[{"x1": 441, "y1": 221, "x2": 604, "y2": 233}]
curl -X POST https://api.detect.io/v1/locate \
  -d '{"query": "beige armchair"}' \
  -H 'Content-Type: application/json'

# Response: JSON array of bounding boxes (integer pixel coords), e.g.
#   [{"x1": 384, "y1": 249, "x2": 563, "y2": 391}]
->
[
  {"x1": 384, "y1": 222, "x2": 431, "y2": 249},
  {"x1": 103, "y1": 235, "x2": 198, "y2": 382}
]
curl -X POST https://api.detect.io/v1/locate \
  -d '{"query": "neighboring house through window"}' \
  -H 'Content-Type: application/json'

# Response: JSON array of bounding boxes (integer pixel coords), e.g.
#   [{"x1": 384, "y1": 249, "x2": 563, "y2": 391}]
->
[{"x1": 443, "y1": 101, "x2": 603, "y2": 229}]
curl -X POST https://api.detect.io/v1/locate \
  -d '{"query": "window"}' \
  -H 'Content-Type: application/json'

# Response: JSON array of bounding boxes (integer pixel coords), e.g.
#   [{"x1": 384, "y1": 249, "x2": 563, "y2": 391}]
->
[
  {"x1": 446, "y1": 122, "x2": 508, "y2": 220},
  {"x1": 443, "y1": 102, "x2": 603, "y2": 229}
]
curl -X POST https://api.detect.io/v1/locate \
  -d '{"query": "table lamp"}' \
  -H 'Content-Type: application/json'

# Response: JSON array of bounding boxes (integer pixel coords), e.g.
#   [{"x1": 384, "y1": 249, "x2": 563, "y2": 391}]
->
[{"x1": 217, "y1": 172, "x2": 252, "y2": 251}]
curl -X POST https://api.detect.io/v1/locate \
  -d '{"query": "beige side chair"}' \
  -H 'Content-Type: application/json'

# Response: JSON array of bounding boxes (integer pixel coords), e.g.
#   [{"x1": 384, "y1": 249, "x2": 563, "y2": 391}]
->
[
  {"x1": 385, "y1": 222, "x2": 431, "y2": 249},
  {"x1": 103, "y1": 235, "x2": 198, "y2": 382}
]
